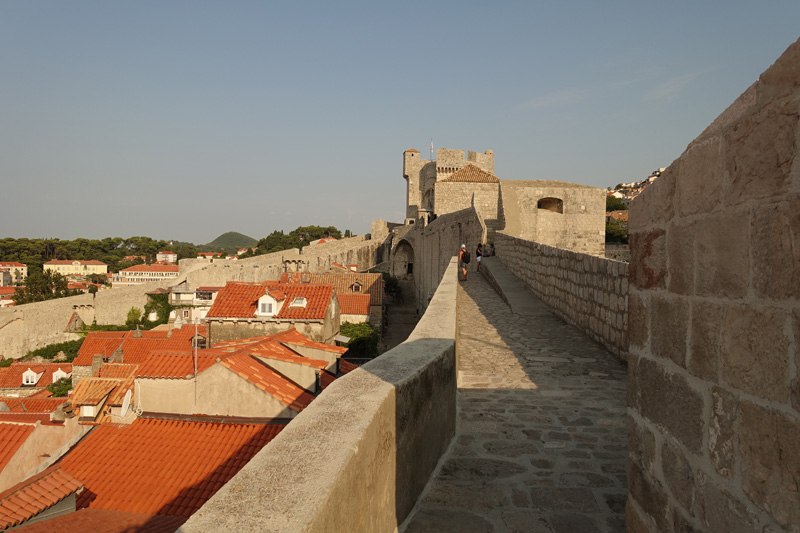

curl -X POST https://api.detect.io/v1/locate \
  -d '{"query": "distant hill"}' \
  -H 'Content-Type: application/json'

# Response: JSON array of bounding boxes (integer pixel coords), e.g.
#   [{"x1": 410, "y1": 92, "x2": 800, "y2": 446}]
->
[{"x1": 201, "y1": 232, "x2": 258, "y2": 254}]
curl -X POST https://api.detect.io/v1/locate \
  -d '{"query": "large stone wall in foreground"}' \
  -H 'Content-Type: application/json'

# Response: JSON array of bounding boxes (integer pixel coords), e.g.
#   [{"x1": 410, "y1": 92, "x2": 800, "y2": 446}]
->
[
  {"x1": 494, "y1": 232, "x2": 628, "y2": 361},
  {"x1": 626, "y1": 38, "x2": 800, "y2": 532}
]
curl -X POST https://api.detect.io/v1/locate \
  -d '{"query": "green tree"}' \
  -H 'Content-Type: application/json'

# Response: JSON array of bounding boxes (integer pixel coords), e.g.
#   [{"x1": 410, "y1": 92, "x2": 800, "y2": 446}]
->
[
  {"x1": 340, "y1": 322, "x2": 379, "y2": 360},
  {"x1": 126, "y1": 307, "x2": 143, "y2": 327},
  {"x1": 606, "y1": 195, "x2": 628, "y2": 211},
  {"x1": 605, "y1": 220, "x2": 629, "y2": 244},
  {"x1": 12, "y1": 270, "x2": 77, "y2": 304},
  {"x1": 47, "y1": 377, "x2": 72, "y2": 397}
]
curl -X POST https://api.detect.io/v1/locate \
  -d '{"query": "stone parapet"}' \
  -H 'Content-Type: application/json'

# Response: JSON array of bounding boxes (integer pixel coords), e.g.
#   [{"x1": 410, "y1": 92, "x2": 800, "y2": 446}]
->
[
  {"x1": 493, "y1": 232, "x2": 628, "y2": 361},
  {"x1": 179, "y1": 259, "x2": 459, "y2": 532}
]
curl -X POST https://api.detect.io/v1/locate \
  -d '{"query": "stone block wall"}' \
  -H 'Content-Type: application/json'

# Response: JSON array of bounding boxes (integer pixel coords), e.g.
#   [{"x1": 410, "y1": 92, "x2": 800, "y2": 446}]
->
[
  {"x1": 499, "y1": 180, "x2": 606, "y2": 256},
  {"x1": 435, "y1": 182, "x2": 500, "y2": 221},
  {"x1": 494, "y1": 232, "x2": 628, "y2": 361},
  {"x1": 626, "y1": 38, "x2": 800, "y2": 532}
]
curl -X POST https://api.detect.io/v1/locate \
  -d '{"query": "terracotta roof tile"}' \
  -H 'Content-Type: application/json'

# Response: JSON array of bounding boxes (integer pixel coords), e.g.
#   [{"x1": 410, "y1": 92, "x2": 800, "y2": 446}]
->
[
  {"x1": 221, "y1": 354, "x2": 315, "y2": 412},
  {"x1": 74, "y1": 327, "x2": 206, "y2": 367},
  {"x1": 118, "y1": 264, "x2": 179, "y2": 273},
  {"x1": 206, "y1": 282, "x2": 333, "y2": 320},
  {"x1": 319, "y1": 370, "x2": 336, "y2": 390},
  {"x1": 44, "y1": 260, "x2": 106, "y2": 266},
  {"x1": 0, "y1": 423, "x2": 36, "y2": 473},
  {"x1": 0, "y1": 465, "x2": 83, "y2": 529},
  {"x1": 94, "y1": 363, "x2": 138, "y2": 380},
  {"x1": 135, "y1": 351, "x2": 222, "y2": 379},
  {"x1": 247, "y1": 344, "x2": 329, "y2": 369},
  {"x1": 284, "y1": 272, "x2": 384, "y2": 307},
  {"x1": 337, "y1": 293, "x2": 371, "y2": 315},
  {"x1": 272, "y1": 329, "x2": 347, "y2": 355},
  {"x1": 0, "y1": 397, "x2": 66, "y2": 413},
  {"x1": 339, "y1": 359, "x2": 359, "y2": 374},
  {"x1": 0, "y1": 364, "x2": 72, "y2": 389},
  {"x1": 438, "y1": 163, "x2": 500, "y2": 183},
  {"x1": 71, "y1": 379, "x2": 117, "y2": 406},
  {"x1": 0, "y1": 413, "x2": 54, "y2": 425},
  {"x1": 11, "y1": 508, "x2": 187, "y2": 532},
  {"x1": 56, "y1": 418, "x2": 284, "y2": 517}
]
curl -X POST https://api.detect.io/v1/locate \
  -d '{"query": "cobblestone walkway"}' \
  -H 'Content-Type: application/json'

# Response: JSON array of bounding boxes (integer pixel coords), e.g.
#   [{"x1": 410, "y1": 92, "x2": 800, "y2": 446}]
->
[{"x1": 404, "y1": 272, "x2": 628, "y2": 533}]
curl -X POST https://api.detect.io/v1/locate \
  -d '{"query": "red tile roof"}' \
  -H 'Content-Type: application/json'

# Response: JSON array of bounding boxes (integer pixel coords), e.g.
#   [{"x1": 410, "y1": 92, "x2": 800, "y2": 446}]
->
[
  {"x1": 0, "y1": 413, "x2": 54, "y2": 425},
  {"x1": 0, "y1": 397, "x2": 66, "y2": 413},
  {"x1": 247, "y1": 343, "x2": 329, "y2": 369},
  {"x1": 56, "y1": 418, "x2": 284, "y2": 517},
  {"x1": 337, "y1": 294, "x2": 371, "y2": 315},
  {"x1": 118, "y1": 264, "x2": 179, "y2": 273},
  {"x1": 283, "y1": 272, "x2": 384, "y2": 307},
  {"x1": 271, "y1": 328, "x2": 348, "y2": 355},
  {"x1": 44, "y1": 260, "x2": 106, "y2": 266},
  {"x1": 339, "y1": 359, "x2": 359, "y2": 374},
  {"x1": 0, "y1": 364, "x2": 72, "y2": 389},
  {"x1": 71, "y1": 379, "x2": 117, "y2": 407},
  {"x1": 74, "y1": 327, "x2": 207, "y2": 367},
  {"x1": 0, "y1": 287, "x2": 16, "y2": 297},
  {"x1": 135, "y1": 351, "x2": 221, "y2": 379},
  {"x1": 438, "y1": 163, "x2": 500, "y2": 183},
  {"x1": 0, "y1": 423, "x2": 36, "y2": 473},
  {"x1": 221, "y1": 354, "x2": 315, "y2": 412},
  {"x1": 319, "y1": 370, "x2": 336, "y2": 390},
  {"x1": 11, "y1": 507, "x2": 187, "y2": 533},
  {"x1": 206, "y1": 282, "x2": 333, "y2": 320},
  {"x1": 94, "y1": 363, "x2": 138, "y2": 380},
  {"x1": 0, "y1": 465, "x2": 83, "y2": 530},
  {"x1": 0, "y1": 262, "x2": 26, "y2": 268}
]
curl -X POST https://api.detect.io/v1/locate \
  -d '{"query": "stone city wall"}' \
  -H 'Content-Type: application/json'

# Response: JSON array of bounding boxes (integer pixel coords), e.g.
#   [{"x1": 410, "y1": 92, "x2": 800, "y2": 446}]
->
[
  {"x1": 493, "y1": 232, "x2": 628, "y2": 361},
  {"x1": 179, "y1": 236, "x2": 386, "y2": 286},
  {"x1": 180, "y1": 259, "x2": 460, "y2": 533},
  {"x1": 0, "y1": 236, "x2": 385, "y2": 359},
  {"x1": 626, "y1": 38, "x2": 800, "y2": 532},
  {"x1": 395, "y1": 207, "x2": 484, "y2": 313}
]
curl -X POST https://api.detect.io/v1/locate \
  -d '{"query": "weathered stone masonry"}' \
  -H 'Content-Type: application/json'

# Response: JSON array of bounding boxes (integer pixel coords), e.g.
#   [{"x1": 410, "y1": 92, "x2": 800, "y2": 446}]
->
[
  {"x1": 493, "y1": 232, "x2": 628, "y2": 361},
  {"x1": 626, "y1": 37, "x2": 800, "y2": 532}
]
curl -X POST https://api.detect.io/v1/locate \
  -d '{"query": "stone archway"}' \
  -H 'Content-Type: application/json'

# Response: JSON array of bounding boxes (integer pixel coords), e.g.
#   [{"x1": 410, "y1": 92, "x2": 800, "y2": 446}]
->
[{"x1": 392, "y1": 240, "x2": 415, "y2": 280}]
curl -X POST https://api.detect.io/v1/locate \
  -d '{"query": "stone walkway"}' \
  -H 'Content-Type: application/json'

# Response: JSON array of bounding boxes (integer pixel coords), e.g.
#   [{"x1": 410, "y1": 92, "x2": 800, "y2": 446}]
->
[{"x1": 403, "y1": 269, "x2": 628, "y2": 533}]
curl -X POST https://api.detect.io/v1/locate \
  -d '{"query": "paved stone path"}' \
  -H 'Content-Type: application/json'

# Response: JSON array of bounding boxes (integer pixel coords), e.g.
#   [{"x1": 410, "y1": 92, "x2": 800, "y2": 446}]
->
[{"x1": 404, "y1": 270, "x2": 628, "y2": 533}]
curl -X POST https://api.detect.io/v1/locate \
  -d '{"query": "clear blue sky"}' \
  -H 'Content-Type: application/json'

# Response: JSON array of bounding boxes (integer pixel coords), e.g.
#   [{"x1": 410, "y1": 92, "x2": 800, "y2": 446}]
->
[{"x1": 2, "y1": 1, "x2": 798, "y2": 244}]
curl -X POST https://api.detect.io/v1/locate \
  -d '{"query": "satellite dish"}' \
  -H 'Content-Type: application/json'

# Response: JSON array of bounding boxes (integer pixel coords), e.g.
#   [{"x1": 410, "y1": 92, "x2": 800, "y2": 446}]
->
[{"x1": 120, "y1": 389, "x2": 132, "y2": 417}]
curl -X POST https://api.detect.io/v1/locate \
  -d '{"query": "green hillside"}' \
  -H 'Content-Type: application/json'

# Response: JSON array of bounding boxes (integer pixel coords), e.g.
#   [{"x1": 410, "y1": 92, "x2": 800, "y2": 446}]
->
[{"x1": 202, "y1": 232, "x2": 258, "y2": 254}]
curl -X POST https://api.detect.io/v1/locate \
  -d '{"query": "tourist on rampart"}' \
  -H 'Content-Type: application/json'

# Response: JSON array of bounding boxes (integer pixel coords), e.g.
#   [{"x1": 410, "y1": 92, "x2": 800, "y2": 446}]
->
[
  {"x1": 458, "y1": 244, "x2": 469, "y2": 281},
  {"x1": 489, "y1": 243, "x2": 495, "y2": 256},
  {"x1": 476, "y1": 243, "x2": 483, "y2": 272}
]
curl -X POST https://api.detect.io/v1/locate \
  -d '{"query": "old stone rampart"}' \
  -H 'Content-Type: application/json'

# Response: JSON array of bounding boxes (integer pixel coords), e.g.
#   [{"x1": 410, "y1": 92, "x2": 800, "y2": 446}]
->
[
  {"x1": 493, "y1": 232, "x2": 628, "y2": 361},
  {"x1": 626, "y1": 38, "x2": 800, "y2": 531},
  {"x1": 0, "y1": 236, "x2": 386, "y2": 359},
  {"x1": 179, "y1": 259, "x2": 460, "y2": 533}
]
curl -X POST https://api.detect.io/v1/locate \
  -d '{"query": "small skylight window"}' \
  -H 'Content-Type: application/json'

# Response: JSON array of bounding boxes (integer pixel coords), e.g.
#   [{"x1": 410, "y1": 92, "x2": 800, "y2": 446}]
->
[{"x1": 289, "y1": 297, "x2": 307, "y2": 308}]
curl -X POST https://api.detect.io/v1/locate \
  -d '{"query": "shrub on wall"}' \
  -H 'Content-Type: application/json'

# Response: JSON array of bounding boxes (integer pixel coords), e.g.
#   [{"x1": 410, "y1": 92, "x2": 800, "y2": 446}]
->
[
  {"x1": 340, "y1": 321, "x2": 379, "y2": 360},
  {"x1": 24, "y1": 338, "x2": 85, "y2": 362},
  {"x1": 47, "y1": 377, "x2": 72, "y2": 397}
]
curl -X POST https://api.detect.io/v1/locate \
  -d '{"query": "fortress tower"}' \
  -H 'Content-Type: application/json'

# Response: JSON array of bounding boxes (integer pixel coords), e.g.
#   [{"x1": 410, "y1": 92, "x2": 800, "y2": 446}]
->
[{"x1": 403, "y1": 148, "x2": 494, "y2": 224}]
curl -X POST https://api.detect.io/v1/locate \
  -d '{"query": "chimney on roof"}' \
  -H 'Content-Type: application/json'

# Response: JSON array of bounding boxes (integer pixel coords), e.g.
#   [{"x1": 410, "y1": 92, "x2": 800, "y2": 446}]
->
[
  {"x1": 0, "y1": 402, "x2": 8, "y2": 412},
  {"x1": 112, "y1": 347, "x2": 123, "y2": 364},
  {"x1": 134, "y1": 325, "x2": 142, "y2": 338},
  {"x1": 92, "y1": 354, "x2": 103, "y2": 375}
]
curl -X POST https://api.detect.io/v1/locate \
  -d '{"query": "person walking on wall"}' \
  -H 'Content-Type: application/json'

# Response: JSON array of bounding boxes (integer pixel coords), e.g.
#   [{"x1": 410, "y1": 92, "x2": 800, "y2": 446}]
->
[
  {"x1": 476, "y1": 243, "x2": 483, "y2": 272},
  {"x1": 458, "y1": 244, "x2": 470, "y2": 281}
]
